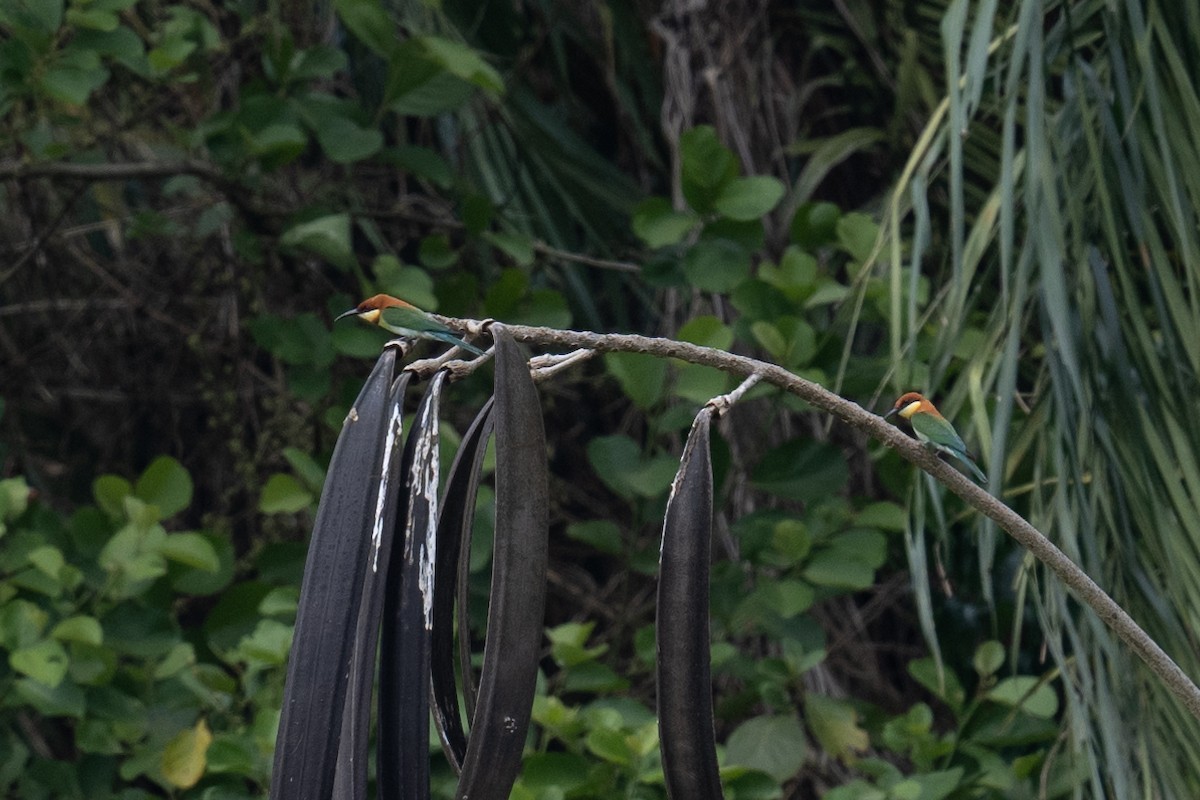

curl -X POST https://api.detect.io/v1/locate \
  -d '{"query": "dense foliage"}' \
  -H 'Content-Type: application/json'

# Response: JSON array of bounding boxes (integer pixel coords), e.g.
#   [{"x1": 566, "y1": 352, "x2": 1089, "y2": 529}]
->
[{"x1": 2, "y1": 1, "x2": 1197, "y2": 798}]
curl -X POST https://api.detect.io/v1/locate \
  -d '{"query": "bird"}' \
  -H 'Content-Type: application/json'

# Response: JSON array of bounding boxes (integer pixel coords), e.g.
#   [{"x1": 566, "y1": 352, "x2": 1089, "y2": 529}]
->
[
  {"x1": 884, "y1": 391, "x2": 987, "y2": 484},
  {"x1": 335, "y1": 293, "x2": 487, "y2": 356}
]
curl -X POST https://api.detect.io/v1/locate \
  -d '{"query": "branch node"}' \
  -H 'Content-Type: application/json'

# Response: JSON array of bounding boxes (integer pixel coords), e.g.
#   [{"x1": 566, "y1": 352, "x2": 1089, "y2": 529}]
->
[
  {"x1": 383, "y1": 338, "x2": 413, "y2": 357},
  {"x1": 705, "y1": 373, "x2": 762, "y2": 416}
]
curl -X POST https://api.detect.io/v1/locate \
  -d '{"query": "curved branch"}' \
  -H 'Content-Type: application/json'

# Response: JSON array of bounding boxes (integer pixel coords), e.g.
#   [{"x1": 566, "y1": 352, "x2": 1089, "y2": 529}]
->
[{"x1": 440, "y1": 319, "x2": 1200, "y2": 721}]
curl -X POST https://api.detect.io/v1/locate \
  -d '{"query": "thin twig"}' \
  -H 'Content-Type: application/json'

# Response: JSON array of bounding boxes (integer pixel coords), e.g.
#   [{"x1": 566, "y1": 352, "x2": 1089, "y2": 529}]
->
[
  {"x1": 705, "y1": 373, "x2": 762, "y2": 416},
  {"x1": 531, "y1": 241, "x2": 641, "y2": 273},
  {"x1": 429, "y1": 319, "x2": 1200, "y2": 721},
  {"x1": 529, "y1": 348, "x2": 597, "y2": 381}
]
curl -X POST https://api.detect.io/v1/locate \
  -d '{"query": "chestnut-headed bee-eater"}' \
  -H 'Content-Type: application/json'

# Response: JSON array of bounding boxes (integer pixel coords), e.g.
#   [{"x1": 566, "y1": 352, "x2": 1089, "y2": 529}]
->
[
  {"x1": 336, "y1": 293, "x2": 487, "y2": 356},
  {"x1": 885, "y1": 391, "x2": 987, "y2": 484}
]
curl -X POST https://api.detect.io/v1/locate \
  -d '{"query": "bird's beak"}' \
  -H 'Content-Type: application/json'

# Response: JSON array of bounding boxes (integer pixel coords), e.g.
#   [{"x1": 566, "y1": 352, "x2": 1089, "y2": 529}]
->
[
  {"x1": 335, "y1": 308, "x2": 360, "y2": 322},
  {"x1": 883, "y1": 407, "x2": 898, "y2": 420}
]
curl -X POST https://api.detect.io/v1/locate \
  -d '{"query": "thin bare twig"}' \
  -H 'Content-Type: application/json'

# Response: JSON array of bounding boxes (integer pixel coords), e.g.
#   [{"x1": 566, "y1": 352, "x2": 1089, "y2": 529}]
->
[
  {"x1": 706, "y1": 373, "x2": 762, "y2": 415},
  {"x1": 427, "y1": 319, "x2": 1200, "y2": 721},
  {"x1": 531, "y1": 242, "x2": 641, "y2": 273}
]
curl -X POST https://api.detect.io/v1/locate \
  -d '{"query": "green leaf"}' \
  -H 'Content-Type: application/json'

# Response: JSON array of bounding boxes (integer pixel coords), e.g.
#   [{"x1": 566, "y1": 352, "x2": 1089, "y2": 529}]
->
[
  {"x1": 161, "y1": 532, "x2": 220, "y2": 572},
  {"x1": 828, "y1": 528, "x2": 888, "y2": 570},
  {"x1": 279, "y1": 213, "x2": 355, "y2": 270},
  {"x1": 368, "y1": 256, "x2": 436, "y2": 309},
  {"x1": 66, "y1": 8, "x2": 119, "y2": 31},
  {"x1": 385, "y1": 43, "x2": 474, "y2": 116},
  {"x1": 0, "y1": 476, "x2": 31, "y2": 524},
  {"x1": 10, "y1": 639, "x2": 69, "y2": 687},
  {"x1": 313, "y1": 114, "x2": 383, "y2": 163},
  {"x1": 15, "y1": 678, "x2": 85, "y2": 718},
  {"x1": 632, "y1": 197, "x2": 697, "y2": 248},
  {"x1": 418, "y1": 233, "x2": 457, "y2": 269},
  {"x1": 566, "y1": 520, "x2": 623, "y2": 554},
  {"x1": 100, "y1": 518, "x2": 168, "y2": 587},
  {"x1": 483, "y1": 230, "x2": 535, "y2": 266},
  {"x1": 153, "y1": 642, "x2": 195, "y2": 679},
  {"x1": 161, "y1": 719, "x2": 212, "y2": 789},
  {"x1": 259, "y1": 474, "x2": 313, "y2": 514},
  {"x1": 249, "y1": 123, "x2": 307, "y2": 165},
  {"x1": 27, "y1": 546, "x2": 64, "y2": 578},
  {"x1": 206, "y1": 733, "x2": 257, "y2": 775},
  {"x1": 585, "y1": 727, "x2": 634, "y2": 766},
  {"x1": 235, "y1": 619, "x2": 294, "y2": 665},
  {"x1": 677, "y1": 316, "x2": 734, "y2": 349},
  {"x1": 673, "y1": 363, "x2": 730, "y2": 403},
  {"x1": 988, "y1": 676, "x2": 1058, "y2": 718},
  {"x1": 683, "y1": 238, "x2": 751, "y2": 293},
  {"x1": 725, "y1": 715, "x2": 806, "y2": 782},
  {"x1": 713, "y1": 176, "x2": 786, "y2": 221},
  {"x1": 605, "y1": 351, "x2": 667, "y2": 409},
  {"x1": 721, "y1": 769, "x2": 785, "y2": 800},
  {"x1": 908, "y1": 658, "x2": 965, "y2": 713},
  {"x1": 750, "y1": 316, "x2": 815, "y2": 367},
  {"x1": 40, "y1": 48, "x2": 110, "y2": 104},
  {"x1": 759, "y1": 247, "x2": 818, "y2": 301},
  {"x1": 805, "y1": 694, "x2": 868, "y2": 761},
  {"x1": 770, "y1": 519, "x2": 811, "y2": 565},
  {"x1": 258, "y1": 586, "x2": 299, "y2": 617},
  {"x1": 380, "y1": 145, "x2": 453, "y2": 187},
  {"x1": 285, "y1": 43, "x2": 347, "y2": 81},
  {"x1": 801, "y1": 550, "x2": 876, "y2": 590},
  {"x1": 332, "y1": 0, "x2": 394, "y2": 57},
  {"x1": 586, "y1": 435, "x2": 677, "y2": 500},
  {"x1": 134, "y1": 456, "x2": 193, "y2": 518},
  {"x1": 974, "y1": 641, "x2": 1005, "y2": 677},
  {"x1": 804, "y1": 278, "x2": 851, "y2": 308},
  {"x1": 752, "y1": 440, "x2": 848, "y2": 503},
  {"x1": 770, "y1": 579, "x2": 816, "y2": 618},
  {"x1": 282, "y1": 447, "x2": 326, "y2": 493},
  {"x1": 835, "y1": 212, "x2": 880, "y2": 263},
  {"x1": 418, "y1": 35, "x2": 503, "y2": 93},
  {"x1": 548, "y1": 622, "x2": 602, "y2": 661},
  {"x1": 519, "y1": 753, "x2": 591, "y2": 795},
  {"x1": 856, "y1": 502, "x2": 907, "y2": 531},
  {"x1": 680, "y1": 126, "x2": 737, "y2": 210},
  {"x1": 52, "y1": 615, "x2": 103, "y2": 645},
  {"x1": 900, "y1": 769, "x2": 965, "y2": 800},
  {"x1": 2, "y1": 0, "x2": 63, "y2": 32}
]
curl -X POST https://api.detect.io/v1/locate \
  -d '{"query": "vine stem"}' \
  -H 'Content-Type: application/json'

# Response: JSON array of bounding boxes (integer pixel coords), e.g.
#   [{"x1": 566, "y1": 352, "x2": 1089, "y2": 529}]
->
[{"x1": 439, "y1": 319, "x2": 1200, "y2": 721}]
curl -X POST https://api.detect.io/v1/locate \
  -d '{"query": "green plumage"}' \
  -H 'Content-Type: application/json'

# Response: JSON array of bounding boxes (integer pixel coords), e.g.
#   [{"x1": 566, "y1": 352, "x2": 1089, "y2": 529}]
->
[
  {"x1": 378, "y1": 306, "x2": 486, "y2": 356},
  {"x1": 910, "y1": 413, "x2": 987, "y2": 484}
]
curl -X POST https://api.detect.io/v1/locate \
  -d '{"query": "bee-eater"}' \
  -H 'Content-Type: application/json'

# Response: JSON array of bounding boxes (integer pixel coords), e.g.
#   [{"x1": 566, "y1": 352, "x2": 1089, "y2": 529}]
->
[
  {"x1": 336, "y1": 294, "x2": 487, "y2": 356},
  {"x1": 885, "y1": 392, "x2": 987, "y2": 484}
]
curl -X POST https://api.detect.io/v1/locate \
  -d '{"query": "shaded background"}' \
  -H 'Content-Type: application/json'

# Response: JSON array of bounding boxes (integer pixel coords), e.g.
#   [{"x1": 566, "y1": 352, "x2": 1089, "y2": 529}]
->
[{"x1": 2, "y1": 0, "x2": 1200, "y2": 797}]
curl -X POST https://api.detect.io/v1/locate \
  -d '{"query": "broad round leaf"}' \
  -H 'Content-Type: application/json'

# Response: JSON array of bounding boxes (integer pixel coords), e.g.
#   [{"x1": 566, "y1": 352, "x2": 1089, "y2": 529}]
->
[
  {"x1": 134, "y1": 456, "x2": 193, "y2": 519},
  {"x1": 714, "y1": 176, "x2": 786, "y2": 221},
  {"x1": 725, "y1": 714, "x2": 807, "y2": 782}
]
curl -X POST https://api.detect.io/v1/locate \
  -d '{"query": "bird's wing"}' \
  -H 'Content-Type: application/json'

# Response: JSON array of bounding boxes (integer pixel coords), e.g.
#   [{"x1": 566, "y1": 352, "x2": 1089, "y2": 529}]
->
[
  {"x1": 380, "y1": 305, "x2": 444, "y2": 333},
  {"x1": 910, "y1": 412, "x2": 969, "y2": 454}
]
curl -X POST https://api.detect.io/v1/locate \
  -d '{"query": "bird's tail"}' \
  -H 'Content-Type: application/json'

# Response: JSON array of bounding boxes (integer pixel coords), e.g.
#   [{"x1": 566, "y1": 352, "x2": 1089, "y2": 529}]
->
[
  {"x1": 960, "y1": 454, "x2": 988, "y2": 485},
  {"x1": 434, "y1": 331, "x2": 487, "y2": 356}
]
